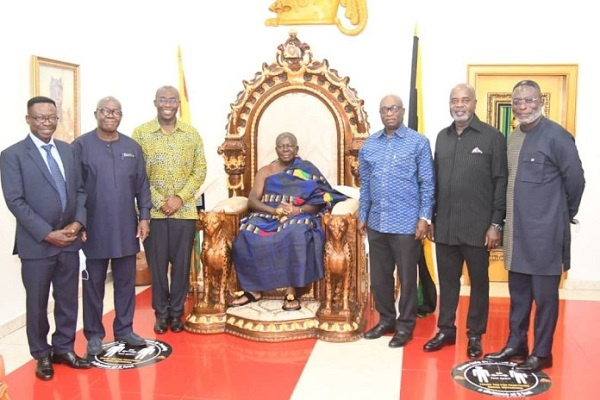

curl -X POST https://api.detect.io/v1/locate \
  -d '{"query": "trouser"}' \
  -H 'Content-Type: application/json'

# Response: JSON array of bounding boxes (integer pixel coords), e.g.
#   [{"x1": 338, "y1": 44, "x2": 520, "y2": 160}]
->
[
  {"x1": 21, "y1": 251, "x2": 79, "y2": 358},
  {"x1": 507, "y1": 271, "x2": 561, "y2": 357},
  {"x1": 436, "y1": 243, "x2": 490, "y2": 337},
  {"x1": 368, "y1": 228, "x2": 420, "y2": 333},
  {"x1": 83, "y1": 255, "x2": 136, "y2": 339},
  {"x1": 144, "y1": 219, "x2": 196, "y2": 319}
]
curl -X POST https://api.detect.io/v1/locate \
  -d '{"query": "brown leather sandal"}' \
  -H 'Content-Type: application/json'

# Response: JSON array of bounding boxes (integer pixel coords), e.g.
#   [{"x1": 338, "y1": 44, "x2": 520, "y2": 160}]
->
[
  {"x1": 229, "y1": 291, "x2": 262, "y2": 307},
  {"x1": 282, "y1": 293, "x2": 301, "y2": 311}
]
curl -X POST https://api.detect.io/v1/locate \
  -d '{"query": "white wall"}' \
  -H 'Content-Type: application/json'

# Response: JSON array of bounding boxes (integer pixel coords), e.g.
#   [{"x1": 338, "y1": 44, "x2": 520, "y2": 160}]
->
[{"x1": 1, "y1": 0, "x2": 598, "y2": 330}]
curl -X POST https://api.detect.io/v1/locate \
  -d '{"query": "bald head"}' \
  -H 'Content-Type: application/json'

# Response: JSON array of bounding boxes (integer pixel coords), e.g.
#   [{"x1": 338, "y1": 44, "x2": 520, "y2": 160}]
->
[
  {"x1": 96, "y1": 96, "x2": 122, "y2": 110},
  {"x1": 380, "y1": 94, "x2": 403, "y2": 108},
  {"x1": 276, "y1": 132, "x2": 298, "y2": 147},
  {"x1": 379, "y1": 94, "x2": 405, "y2": 133},
  {"x1": 155, "y1": 85, "x2": 180, "y2": 99},
  {"x1": 449, "y1": 83, "x2": 476, "y2": 101}
]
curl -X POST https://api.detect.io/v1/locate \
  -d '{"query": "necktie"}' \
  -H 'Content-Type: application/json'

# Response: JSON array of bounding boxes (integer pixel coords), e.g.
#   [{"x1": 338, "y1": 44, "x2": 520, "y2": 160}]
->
[{"x1": 41, "y1": 144, "x2": 67, "y2": 211}]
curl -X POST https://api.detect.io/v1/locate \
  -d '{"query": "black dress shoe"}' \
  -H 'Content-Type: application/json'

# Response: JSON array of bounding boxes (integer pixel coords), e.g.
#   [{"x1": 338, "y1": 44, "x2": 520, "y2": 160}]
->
[
  {"x1": 423, "y1": 332, "x2": 456, "y2": 352},
  {"x1": 52, "y1": 352, "x2": 92, "y2": 369},
  {"x1": 484, "y1": 347, "x2": 528, "y2": 362},
  {"x1": 467, "y1": 336, "x2": 483, "y2": 359},
  {"x1": 154, "y1": 318, "x2": 168, "y2": 334},
  {"x1": 169, "y1": 317, "x2": 184, "y2": 333},
  {"x1": 35, "y1": 355, "x2": 54, "y2": 380},
  {"x1": 514, "y1": 355, "x2": 553, "y2": 372},
  {"x1": 389, "y1": 331, "x2": 413, "y2": 348},
  {"x1": 364, "y1": 324, "x2": 395, "y2": 339},
  {"x1": 116, "y1": 332, "x2": 146, "y2": 347}
]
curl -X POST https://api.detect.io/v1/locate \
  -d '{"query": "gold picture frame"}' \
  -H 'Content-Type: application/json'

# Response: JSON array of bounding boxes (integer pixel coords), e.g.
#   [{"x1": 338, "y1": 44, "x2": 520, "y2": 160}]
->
[
  {"x1": 467, "y1": 64, "x2": 578, "y2": 136},
  {"x1": 31, "y1": 56, "x2": 80, "y2": 143},
  {"x1": 487, "y1": 92, "x2": 551, "y2": 140}
]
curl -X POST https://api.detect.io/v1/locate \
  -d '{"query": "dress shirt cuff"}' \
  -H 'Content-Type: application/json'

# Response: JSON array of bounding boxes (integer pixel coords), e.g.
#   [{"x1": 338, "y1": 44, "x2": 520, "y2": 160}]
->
[{"x1": 139, "y1": 208, "x2": 151, "y2": 221}]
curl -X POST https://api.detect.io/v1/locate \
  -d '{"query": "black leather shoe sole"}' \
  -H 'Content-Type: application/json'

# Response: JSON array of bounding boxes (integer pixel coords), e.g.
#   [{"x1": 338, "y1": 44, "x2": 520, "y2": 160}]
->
[
  {"x1": 170, "y1": 318, "x2": 184, "y2": 333},
  {"x1": 468, "y1": 348, "x2": 483, "y2": 358},
  {"x1": 35, "y1": 368, "x2": 53, "y2": 380},
  {"x1": 484, "y1": 348, "x2": 528, "y2": 362},
  {"x1": 364, "y1": 324, "x2": 395, "y2": 339},
  {"x1": 154, "y1": 318, "x2": 168, "y2": 334},
  {"x1": 35, "y1": 357, "x2": 54, "y2": 380},
  {"x1": 52, "y1": 353, "x2": 91, "y2": 369},
  {"x1": 389, "y1": 332, "x2": 413, "y2": 348},
  {"x1": 467, "y1": 338, "x2": 483, "y2": 358},
  {"x1": 514, "y1": 355, "x2": 553, "y2": 372},
  {"x1": 423, "y1": 335, "x2": 456, "y2": 352}
]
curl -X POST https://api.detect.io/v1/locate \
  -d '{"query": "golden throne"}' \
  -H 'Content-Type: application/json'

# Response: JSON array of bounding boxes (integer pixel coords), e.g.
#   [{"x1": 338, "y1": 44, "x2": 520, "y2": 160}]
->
[{"x1": 185, "y1": 32, "x2": 370, "y2": 342}]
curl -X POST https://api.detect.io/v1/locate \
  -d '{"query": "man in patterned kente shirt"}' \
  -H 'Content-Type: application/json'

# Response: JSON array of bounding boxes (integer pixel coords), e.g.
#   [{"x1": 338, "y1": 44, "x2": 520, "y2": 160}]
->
[{"x1": 132, "y1": 86, "x2": 206, "y2": 334}]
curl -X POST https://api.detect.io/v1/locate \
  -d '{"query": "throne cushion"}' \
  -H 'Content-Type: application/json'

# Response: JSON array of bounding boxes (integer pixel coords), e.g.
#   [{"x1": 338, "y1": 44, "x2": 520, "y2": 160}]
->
[
  {"x1": 332, "y1": 185, "x2": 360, "y2": 200},
  {"x1": 332, "y1": 198, "x2": 359, "y2": 215},
  {"x1": 331, "y1": 185, "x2": 359, "y2": 215},
  {"x1": 212, "y1": 196, "x2": 248, "y2": 213}
]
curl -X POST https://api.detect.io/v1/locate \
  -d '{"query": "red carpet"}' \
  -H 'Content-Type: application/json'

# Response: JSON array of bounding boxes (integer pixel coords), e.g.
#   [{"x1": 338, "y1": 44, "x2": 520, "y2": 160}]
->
[{"x1": 5, "y1": 288, "x2": 599, "y2": 399}]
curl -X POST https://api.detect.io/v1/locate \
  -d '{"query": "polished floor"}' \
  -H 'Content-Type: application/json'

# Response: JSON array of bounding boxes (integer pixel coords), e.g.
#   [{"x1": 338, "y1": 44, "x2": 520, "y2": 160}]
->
[{"x1": 2, "y1": 284, "x2": 599, "y2": 399}]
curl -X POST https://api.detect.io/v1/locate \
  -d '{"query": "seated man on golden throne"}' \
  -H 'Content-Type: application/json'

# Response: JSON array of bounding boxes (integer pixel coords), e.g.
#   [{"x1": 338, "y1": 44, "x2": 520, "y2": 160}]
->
[
  {"x1": 186, "y1": 32, "x2": 369, "y2": 342},
  {"x1": 230, "y1": 132, "x2": 347, "y2": 311}
]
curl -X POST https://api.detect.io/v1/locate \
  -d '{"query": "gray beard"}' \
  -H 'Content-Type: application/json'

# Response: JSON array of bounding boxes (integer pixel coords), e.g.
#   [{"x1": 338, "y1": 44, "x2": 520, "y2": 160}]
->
[{"x1": 515, "y1": 109, "x2": 543, "y2": 125}]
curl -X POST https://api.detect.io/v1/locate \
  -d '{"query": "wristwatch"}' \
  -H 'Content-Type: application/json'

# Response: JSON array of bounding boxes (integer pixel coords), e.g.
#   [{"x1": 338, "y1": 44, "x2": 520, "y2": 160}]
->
[
  {"x1": 490, "y1": 223, "x2": 503, "y2": 231},
  {"x1": 419, "y1": 217, "x2": 432, "y2": 225}
]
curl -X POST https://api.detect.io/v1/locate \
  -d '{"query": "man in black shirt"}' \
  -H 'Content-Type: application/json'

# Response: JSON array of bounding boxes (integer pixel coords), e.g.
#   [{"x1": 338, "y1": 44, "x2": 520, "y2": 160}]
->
[{"x1": 424, "y1": 83, "x2": 508, "y2": 358}]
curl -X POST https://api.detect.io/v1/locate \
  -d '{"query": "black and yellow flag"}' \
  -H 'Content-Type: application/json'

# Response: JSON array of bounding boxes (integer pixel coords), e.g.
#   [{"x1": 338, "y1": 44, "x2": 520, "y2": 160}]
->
[{"x1": 408, "y1": 26, "x2": 436, "y2": 288}]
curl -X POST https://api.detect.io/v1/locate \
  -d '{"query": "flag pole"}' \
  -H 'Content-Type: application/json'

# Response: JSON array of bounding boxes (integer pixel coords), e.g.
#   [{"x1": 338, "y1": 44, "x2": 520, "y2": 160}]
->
[{"x1": 408, "y1": 25, "x2": 438, "y2": 315}]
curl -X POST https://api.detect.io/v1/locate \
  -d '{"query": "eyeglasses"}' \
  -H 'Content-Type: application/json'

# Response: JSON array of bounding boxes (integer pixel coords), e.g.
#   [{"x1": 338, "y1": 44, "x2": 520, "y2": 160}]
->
[
  {"x1": 379, "y1": 105, "x2": 402, "y2": 114},
  {"x1": 97, "y1": 108, "x2": 123, "y2": 117},
  {"x1": 156, "y1": 98, "x2": 180, "y2": 106},
  {"x1": 512, "y1": 98, "x2": 539, "y2": 106},
  {"x1": 29, "y1": 115, "x2": 59, "y2": 123},
  {"x1": 276, "y1": 144, "x2": 296, "y2": 150}
]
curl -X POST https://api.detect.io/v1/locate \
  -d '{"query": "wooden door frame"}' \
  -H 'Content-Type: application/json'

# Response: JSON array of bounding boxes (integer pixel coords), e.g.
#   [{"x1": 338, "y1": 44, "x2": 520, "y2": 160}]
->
[{"x1": 467, "y1": 64, "x2": 578, "y2": 135}]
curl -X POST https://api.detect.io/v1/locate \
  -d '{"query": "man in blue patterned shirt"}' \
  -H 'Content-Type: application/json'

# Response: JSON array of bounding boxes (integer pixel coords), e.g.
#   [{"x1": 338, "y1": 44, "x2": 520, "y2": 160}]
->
[{"x1": 358, "y1": 94, "x2": 435, "y2": 348}]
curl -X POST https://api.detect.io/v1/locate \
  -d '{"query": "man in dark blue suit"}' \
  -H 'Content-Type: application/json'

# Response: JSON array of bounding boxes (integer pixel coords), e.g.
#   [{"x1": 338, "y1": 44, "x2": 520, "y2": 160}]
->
[
  {"x1": 0, "y1": 96, "x2": 91, "y2": 380},
  {"x1": 73, "y1": 96, "x2": 151, "y2": 355}
]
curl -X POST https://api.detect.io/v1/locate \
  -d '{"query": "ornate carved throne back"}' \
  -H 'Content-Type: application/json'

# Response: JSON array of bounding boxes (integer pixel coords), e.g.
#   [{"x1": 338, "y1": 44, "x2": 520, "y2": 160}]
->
[{"x1": 192, "y1": 33, "x2": 370, "y2": 342}]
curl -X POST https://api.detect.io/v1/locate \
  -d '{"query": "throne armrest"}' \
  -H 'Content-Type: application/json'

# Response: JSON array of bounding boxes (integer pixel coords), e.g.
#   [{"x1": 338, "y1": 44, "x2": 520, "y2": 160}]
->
[
  {"x1": 331, "y1": 185, "x2": 359, "y2": 216},
  {"x1": 331, "y1": 198, "x2": 359, "y2": 216},
  {"x1": 211, "y1": 196, "x2": 249, "y2": 213}
]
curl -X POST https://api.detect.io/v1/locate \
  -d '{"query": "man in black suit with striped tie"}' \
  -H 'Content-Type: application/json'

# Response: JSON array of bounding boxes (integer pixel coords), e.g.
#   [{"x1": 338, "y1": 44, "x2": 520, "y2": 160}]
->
[{"x1": 1, "y1": 96, "x2": 91, "y2": 380}]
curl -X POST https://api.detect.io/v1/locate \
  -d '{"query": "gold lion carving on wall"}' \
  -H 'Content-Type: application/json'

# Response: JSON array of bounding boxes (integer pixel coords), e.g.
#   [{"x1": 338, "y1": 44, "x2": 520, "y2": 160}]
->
[{"x1": 265, "y1": 0, "x2": 368, "y2": 36}]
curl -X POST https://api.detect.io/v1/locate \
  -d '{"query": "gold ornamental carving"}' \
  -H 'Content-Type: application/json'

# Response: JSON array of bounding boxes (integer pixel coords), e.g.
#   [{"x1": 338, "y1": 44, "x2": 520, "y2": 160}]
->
[
  {"x1": 197, "y1": 211, "x2": 232, "y2": 312},
  {"x1": 265, "y1": 0, "x2": 368, "y2": 36},
  {"x1": 222, "y1": 32, "x2": 369, "y2": 197},
  {"x1": 320, "y1": 213, "x2": 354, "y2": 317}
]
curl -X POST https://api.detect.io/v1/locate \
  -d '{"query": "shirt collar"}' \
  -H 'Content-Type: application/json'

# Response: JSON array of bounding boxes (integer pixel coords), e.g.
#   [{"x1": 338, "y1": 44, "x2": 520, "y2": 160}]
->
[
  {"x1": 449, "y1": 114, "x2": 484, "y2": 135},
  {"x1": 147, "y1": 117, "x2": 186, "y2": 134},
  {"x1": 29, "y1": 133, "x2": 57, "y2": 149},
  {"x1": 374, "y1": 124, "x2": 408, "y2": 138}
]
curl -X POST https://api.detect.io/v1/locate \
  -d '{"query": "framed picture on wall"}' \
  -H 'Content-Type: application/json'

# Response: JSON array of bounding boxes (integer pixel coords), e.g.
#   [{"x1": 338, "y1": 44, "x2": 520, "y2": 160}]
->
[
  {"x1": 467, "y1": 64, "x2": 578, "y2": 136},
  {"x1": 30, "y1": 56, "x2": 80, "y2": 143}
]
